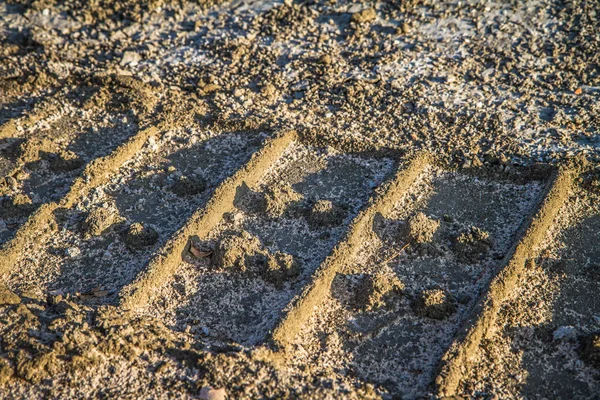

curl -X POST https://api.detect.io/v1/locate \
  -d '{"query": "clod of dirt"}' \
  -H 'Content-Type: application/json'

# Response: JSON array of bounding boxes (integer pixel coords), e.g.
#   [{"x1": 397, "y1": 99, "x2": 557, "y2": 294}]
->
[
  {"x1": 82, "y1": 204, "x2": 122, "y2": 238},
  {"x1": 412, "y1": 289, "x2": 457, "y2": 320},
  {"x1": 211, "y1": 231, "x2": 299, "y2": 287},
  {"x1": 1, "y1": 193, "x2": 34, "y2": 217},
  {"x1": 123, "y1": 223, "x2": 158, "y2": 250},
  {"x1": 262, "y1": 185, "x2": 303, "y2": 218},
  {"x1": 579, "y1": 332, "x2": 600, "y2": 368},
  {"x1": 406, "y1": 212, "x2": 440, "y2": 244},
  {"x1": 306, "y1": 199, "x2": 348, "y2": 229},
  {"x1": 454, "y1": 226, "x2": 492, "y2": 262},
  {"x1": 235, "y1": 184, "x2": 303, "y2": 218},
  {"x1": 169, "y1": 175, "x2": 207, "y2": 197},
  {"x1": 353, "y1": 273, "x2": 404, "y2": 311},
  {"x1": 319, "y1": 54, "x2": 332, "y2": 65},
  {"x1": 2, "y1": 176, "x2": 18, "y2": 191},
  {"x1": 15, "y1": 351, "x2": 61, "y2": 384},
  {"x1": 0, "y1": 358, "x2": 13, "y2": 385},
  {"x1": 0, "y1": 285, "x2": 20, "y2": 306},
  {"x1": 263, "y1": 251, "x2": 300, "y2": 288},
  {"x1": 211, "y1": 230, "x2": 266, "y2": 272},
  {"x1": 46, "y1": 150, "x2": 84, "y2": 172},
  {"x1": 351, "y1": 8, "x2": 376, "y2": 24}
]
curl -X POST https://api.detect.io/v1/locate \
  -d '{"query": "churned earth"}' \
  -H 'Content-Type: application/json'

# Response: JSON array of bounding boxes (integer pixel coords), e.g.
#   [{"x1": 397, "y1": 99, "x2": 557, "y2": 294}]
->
[{"x1": 0, "y1": 0, "x2": 598, "y2": 398}]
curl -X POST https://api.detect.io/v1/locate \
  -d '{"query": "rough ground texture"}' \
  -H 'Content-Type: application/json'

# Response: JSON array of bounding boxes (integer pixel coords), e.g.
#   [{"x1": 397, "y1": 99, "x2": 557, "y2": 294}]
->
[{"x1": 0, "y1": 0, "x2": 599, "y2": 398}]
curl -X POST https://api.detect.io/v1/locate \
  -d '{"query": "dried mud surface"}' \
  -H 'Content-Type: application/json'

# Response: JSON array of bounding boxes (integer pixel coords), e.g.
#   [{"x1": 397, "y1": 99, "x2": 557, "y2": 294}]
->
[{"x1": 0, "y1": 0, "x2": 599, "y2": 398}]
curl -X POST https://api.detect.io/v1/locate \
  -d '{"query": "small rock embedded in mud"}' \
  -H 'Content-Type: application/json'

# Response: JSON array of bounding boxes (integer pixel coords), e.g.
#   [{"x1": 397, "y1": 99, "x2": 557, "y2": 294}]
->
[
  {"x1": 120, "y1": 50, "x2": 141, "y2": 66},
  {"x1": 0, "y1": 284, "x2": 20, "y2": 305},
  {"x1": 169, "y1": 175, "x2": 207, "y2": 197},
  {"x1": 200, "y1": 386, "x2": 227, "y2": 400},
  {"x1": 412, "y1": 289, "x2": 457, "y2": 320},
  {"x1": 553, "y1": 325, "x2": 577, "y2": 341},
  {"x1": 189, "y1": 237, "x2": 213, "y2": 258},
  {"x1": 124, "y1": 222, "x2": 158, "y2": 250},
  {"x1": 579, "y1": 332, "x2": 600, "y2": 368},
  {"x1": 406, "y1": 212, "x2": 440, "y2": 244},
  {"x1": 353, "y1": 273, "x2": 404, "y2": 311},
  {"x1": 82, "y1": 204, "x2": 121, "y2": 238},
  {"x1": 306, "y1": 199, "x2": 347, "y2": 229},
  {"x1": 66, "y1": 247, "x2": 81, "y2": 258},
  {"x1": 351, "y1": 7, "x2": 376, "y2": 24},
  {"x1": 454, "y1": 226, "x2": 492, "y2": 262}
]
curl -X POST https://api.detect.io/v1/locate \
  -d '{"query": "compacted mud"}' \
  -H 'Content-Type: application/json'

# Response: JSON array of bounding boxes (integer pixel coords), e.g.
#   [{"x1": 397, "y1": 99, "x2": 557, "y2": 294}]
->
[
  {"x1": 460, "y1": 176, "x2": 600, "y2": 399},
  {"x1": 288, "y1": 165, "x2": 548, "y2": 398},
  {"x1": 140, "y1": 141, "x2": 394, "y2": 346},
  {"x1": 0, "y1": 0, "x2": 598, "y2": 398}
]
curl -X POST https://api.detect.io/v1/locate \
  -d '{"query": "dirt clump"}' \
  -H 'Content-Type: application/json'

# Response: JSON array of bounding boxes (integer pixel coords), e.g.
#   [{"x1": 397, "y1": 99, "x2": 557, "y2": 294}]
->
[
  {"x1": 351, "y1": 8, "x2": 376, "y2": 24},
  {"x1": 1, "y1": 193, "x2": 34, "y2": 217},
  {"x1": 263, "y1": 252, "x2": 300, "y2": 288},
  {"x1": 353, "y1": 272, "x2": 404, "y2": 311},
  {"x1": 261, "y1": 185, "x2": 303, "y2": 218},
  {"x1": 45, "y1": 150, "x2": 84, "y2": 172},
  {"x1": 305, "y1": 199, "x2": 348, "y2": 229},
  {"x1": 412, "y1": 288, "x2": 457, "y2": 320},
  {"x1": 82, "y1": 204, "x2": 122, "y2": 238},
  {"x1": 0, "y1": 358, "x2": 13, "y2": 385},
  {"x1": 454, "y1": 226, "x2": 492, "y2": 262},
  {"x1": 123, "y1": 222, "x2": 158, "y2": 250},
  {"x1": 211, "y1": 230, "x2": 299, "y2": 286},
  {"x1": 211, "y1": 230, "x2": 266, "y2": 272},
  {"x1": 169, "y1": 175, "x2": 207, "y2": 197},
  {"x1": 405, "y1": 212, "x2": 440, "y2": 244},
  {"x1": 235, "y1": 184, "x2": 303, "y2": 218},
  {"x1": 579, "y1": 332, "x2": 600, "y2": 368},
  {"x1": 0, "y1": 285, "x2": 20, "y2": 306}
]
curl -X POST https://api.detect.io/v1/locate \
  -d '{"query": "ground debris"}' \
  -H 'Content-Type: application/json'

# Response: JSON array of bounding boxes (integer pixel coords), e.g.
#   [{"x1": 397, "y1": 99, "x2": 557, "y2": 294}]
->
[
  {"x1": 123, "y1": 222, "x2": 159, "y2": 250},
  {"x1": 353, "y1": 272, "x2": 404, "y2": 311},
  {"x1": 405, "y1": 212, "x2": 440, "y2": 244},
  {"x1": 412, "y1": 288, "x2": 457, "y2": 320}
]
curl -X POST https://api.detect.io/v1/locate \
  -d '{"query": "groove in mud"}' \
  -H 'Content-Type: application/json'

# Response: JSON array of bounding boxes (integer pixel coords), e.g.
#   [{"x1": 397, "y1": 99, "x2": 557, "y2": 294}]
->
[
  {"x1": 0, "y1": 81, "x2": 158, "y2": 250},
  {"x1": 7, "y1": 128, "x2": 265, "y2": 303},
  {"x1": 455, "y1": 171, "x2": 600, "y2": 398},
  {"x1": 0, "y1": 124, "x2": 159, "y2": 278}
]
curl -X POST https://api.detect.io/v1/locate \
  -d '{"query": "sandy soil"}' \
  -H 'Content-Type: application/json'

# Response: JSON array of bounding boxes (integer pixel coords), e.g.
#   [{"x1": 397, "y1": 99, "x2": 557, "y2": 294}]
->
[{"x1": 0, "y1": 0, "x2": 598, "y2": 398}]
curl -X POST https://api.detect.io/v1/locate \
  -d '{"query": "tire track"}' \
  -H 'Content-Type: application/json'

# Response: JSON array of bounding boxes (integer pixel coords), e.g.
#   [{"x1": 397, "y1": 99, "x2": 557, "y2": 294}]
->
[
  {"x1": 270, "y1": 152, "x2": 432, "y2": 352},
  {"x1": 120, "y1": 130, "x2": 298, "y2": 309},
  {"x1": 435, "y1": 165, "x2": 575, "y2": 397}
]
